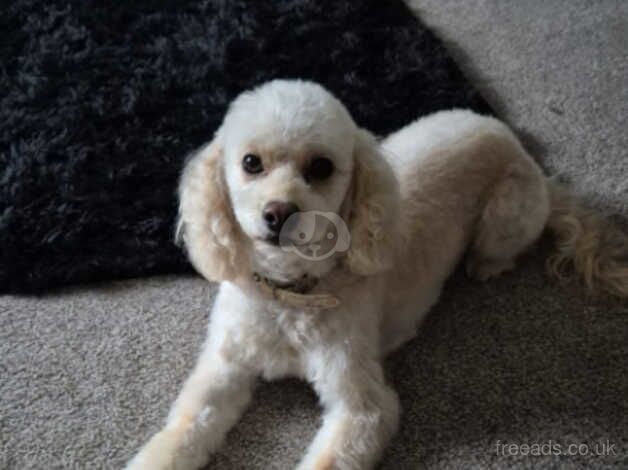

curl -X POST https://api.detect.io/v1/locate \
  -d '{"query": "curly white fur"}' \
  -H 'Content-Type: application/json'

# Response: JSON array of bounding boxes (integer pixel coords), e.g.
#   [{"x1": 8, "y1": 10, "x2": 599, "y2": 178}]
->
[{"x1": 127, "y1": 80, "x2": 627, "y2": 470}]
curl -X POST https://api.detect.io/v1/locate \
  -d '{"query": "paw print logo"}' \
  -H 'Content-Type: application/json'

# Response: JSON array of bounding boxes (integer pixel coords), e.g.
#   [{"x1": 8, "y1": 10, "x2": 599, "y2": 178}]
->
[{"x1": 279, "y1": 211, "x2": 350, "y2": 261}]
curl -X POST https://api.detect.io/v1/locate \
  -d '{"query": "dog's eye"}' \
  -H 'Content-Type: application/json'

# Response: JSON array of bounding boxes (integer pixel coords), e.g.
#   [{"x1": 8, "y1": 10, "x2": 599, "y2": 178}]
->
[
  {"x1": 242, "y1": 154, "x2": 263, "y2": 174},
  {"x1": 304, "y1": 157, "x2": 334, "y2": 182}
]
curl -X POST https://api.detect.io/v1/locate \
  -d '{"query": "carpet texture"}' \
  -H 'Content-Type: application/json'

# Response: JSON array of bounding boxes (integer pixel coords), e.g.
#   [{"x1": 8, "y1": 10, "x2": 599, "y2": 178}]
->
[
  {"x1": 0, "y1": 0, "x2": 489, "y2": 294},
  {"x1": 1, "y1": 0, "x2": 627, "y2": 469}
]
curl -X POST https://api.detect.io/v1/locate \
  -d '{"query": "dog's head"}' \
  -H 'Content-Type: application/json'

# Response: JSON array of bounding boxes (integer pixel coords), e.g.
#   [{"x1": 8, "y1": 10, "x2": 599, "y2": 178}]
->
[{"x1": 177, "y1": 80, "x2": 398, "y2": 284}]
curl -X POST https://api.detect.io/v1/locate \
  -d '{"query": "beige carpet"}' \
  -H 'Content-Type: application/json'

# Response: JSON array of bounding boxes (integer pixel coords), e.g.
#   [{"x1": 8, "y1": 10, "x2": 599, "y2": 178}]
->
[{"x1": 1, "y1": 1, "x2": 626, "y2": 468}]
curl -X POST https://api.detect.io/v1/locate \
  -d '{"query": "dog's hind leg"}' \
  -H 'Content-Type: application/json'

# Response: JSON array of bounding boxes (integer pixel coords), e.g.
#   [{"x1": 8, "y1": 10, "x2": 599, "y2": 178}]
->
[{"x1": 466, "y1": 160, "x2": 550, "y2": 281}]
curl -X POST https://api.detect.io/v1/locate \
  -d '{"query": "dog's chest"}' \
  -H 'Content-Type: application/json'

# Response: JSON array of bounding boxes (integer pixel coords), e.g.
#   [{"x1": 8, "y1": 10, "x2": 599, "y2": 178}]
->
[{"x1": 257, "y1": 303, "x2": 329, "y2": 380}]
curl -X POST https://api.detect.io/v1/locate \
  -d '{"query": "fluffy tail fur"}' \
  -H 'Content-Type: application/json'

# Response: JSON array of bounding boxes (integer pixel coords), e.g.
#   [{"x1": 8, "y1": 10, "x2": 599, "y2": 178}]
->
[{"x1": 545, "y1": 182, "x2": 628, "y2": 298}]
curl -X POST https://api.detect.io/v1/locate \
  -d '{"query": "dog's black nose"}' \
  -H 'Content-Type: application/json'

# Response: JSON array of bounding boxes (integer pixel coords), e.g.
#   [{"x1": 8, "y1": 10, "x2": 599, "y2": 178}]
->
[{"x1": 263, "y1": 201, "x2": 299, "y2": 234}]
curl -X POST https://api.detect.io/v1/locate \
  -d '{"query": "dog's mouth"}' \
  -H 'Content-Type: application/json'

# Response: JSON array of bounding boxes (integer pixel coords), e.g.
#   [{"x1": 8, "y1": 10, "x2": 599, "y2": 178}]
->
[
  {"x1": 251, "y1": 233, "x2": 280, "y2": 246},
  {"x1": 260, "y1": 233, "x2": 322, "y2": 247},
  {"x1": 265, "y1": 235, "x2": 280, "y2": 246},
  {"x1": 258, "y1": 234, "x2": 326, "y2": 254}
]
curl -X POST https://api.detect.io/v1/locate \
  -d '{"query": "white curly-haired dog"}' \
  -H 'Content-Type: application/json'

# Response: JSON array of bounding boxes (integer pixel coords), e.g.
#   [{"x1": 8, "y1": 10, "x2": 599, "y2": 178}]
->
[{"x1": 127, "y1": 79, "x2": 628, "y2": 470}]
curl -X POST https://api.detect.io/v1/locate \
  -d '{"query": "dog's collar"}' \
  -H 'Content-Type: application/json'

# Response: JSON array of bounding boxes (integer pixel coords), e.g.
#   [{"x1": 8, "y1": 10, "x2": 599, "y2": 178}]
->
[{"x1": 252, "y1": 272, "x2": 340, "y2": 310}]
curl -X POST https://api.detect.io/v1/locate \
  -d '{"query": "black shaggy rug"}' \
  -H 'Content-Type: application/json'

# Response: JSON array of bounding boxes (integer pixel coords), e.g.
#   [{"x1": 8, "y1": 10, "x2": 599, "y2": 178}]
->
[{"x1": 0, "y1": 0, "x2": 491, "y2": 293}]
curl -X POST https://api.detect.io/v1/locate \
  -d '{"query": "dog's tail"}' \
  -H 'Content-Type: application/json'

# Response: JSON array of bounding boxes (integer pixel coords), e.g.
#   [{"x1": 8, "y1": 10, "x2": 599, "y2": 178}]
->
[{"x1": 545, "y1": 181, "x2": 628, "y2": 298}]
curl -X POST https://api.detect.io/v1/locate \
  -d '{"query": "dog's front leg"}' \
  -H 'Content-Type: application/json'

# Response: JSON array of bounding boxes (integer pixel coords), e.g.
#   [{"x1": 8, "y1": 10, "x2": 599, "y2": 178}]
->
[
  {"x1": 125, "y1": 346, "x2": 255, "y2": 470},
  {"x1": 297, "y1": 354, "x2": 400, "y2": 470}
]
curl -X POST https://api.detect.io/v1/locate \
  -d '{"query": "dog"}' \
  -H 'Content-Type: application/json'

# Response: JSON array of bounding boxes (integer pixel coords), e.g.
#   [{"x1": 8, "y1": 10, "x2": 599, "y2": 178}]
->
[{"x1": 126, "y1": 79, "x2": 628, "y2": 470}]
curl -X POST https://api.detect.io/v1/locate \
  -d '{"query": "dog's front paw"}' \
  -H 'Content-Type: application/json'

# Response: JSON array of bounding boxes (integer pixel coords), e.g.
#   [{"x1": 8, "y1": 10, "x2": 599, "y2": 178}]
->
[
  {"x1": 125, "y1": 429, "x2": 179, "y2": 470},
  {"x1": 125, "y1": 425, "x2": 207, "y2": 470}
]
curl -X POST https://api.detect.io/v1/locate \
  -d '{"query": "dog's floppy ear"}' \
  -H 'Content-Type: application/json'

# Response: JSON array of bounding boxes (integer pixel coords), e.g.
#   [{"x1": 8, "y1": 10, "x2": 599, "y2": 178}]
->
[
  {"x1": 345, "y1": 129, "x2": 399, "y2": 276},
  {"x1": 176, "y1": 128, "x2": 248, "y2": 282}
]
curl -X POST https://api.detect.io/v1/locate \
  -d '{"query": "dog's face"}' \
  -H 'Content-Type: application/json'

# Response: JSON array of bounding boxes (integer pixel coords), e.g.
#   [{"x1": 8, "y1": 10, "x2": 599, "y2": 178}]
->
[
  {"x1": 177, "y1": 80, "x2": 398, "y2": 284},
  {"x1": 220, "y1": 81, "x2": 355, "y2": 279}
]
